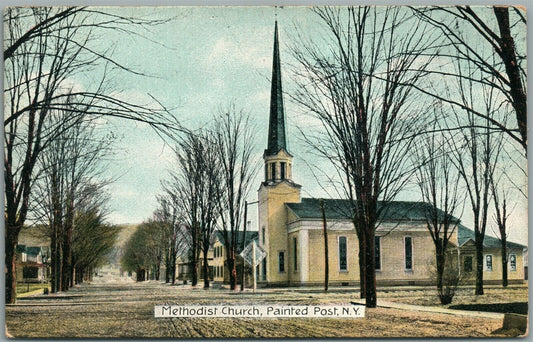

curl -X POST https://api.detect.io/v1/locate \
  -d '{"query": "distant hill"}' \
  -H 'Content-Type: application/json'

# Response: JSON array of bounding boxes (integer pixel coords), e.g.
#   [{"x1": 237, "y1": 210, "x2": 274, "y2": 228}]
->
[{"x1": 107, "y1": 224, "x2": 139, "y2": 266}]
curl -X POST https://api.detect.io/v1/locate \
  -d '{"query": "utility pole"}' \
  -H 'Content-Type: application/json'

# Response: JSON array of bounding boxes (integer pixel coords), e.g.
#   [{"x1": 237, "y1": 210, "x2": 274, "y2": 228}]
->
[
  {"x1": 241, "y1": 200, "x2": 259, "y2": 291},
  {"x1": 252, "y1": 240, "x2": 257, "y2": 292}
]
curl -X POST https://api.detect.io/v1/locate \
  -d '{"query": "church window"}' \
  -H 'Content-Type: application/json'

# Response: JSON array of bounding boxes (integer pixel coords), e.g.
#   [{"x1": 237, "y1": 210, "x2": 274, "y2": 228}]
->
[
  {"x1": 510, "y1": 254, "x2": 517, "y2": 271},
  {"x1": 262, "y1": 258, "x2": 267, "y2": 280},
  {"x1": 375, "y1": 236, "x2": 381, "y2": 270},
  {"x1": 339, "y1": 236, "x2": 347, "y2": 271},
  {"x1": 464, "y1": 256, "x2": 473, "y2": 272},
  {"x1": 262, "y1": 227, "x2": 265, "y2": 245},
  {"x1": 271, "y1": 163, "x2": 276, "y2": 180},
  {"x1": 405, "y1": 237, "x2": 413, "y2": 270},
  {"x1": 278, "y1": 251, "x2": 285, "y2": 273},
  {"x1": 280, "y1": 162, "x2": 286, "y2": 179},
  {"x1": 293, "y1": 237, "x2": 298, "y2": 271},
  {"x1": 265, "y1": 164, "x2": 268, "y2": 181}
]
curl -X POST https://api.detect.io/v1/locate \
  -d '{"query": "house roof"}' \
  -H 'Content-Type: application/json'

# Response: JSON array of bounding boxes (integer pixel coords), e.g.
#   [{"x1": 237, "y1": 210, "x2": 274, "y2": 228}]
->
[
  {"x1": 215, "y1": 231, "x2": 258, "y2": 252},
  {"x1": 457, "y1": 224, "x2": 526, "y2": 249},
  {"x1": 286, "y1": 198, "x2": 459, "y2": 222},
  {"x1": 16, "y1": 245, "x2": 44, "y2": 256}
]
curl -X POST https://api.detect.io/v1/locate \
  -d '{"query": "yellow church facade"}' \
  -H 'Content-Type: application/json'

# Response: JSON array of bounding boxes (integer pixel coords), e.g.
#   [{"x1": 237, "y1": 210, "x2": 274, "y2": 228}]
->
[{"x1": 256, "y1": 22, "x2": 526, "y2": 288}]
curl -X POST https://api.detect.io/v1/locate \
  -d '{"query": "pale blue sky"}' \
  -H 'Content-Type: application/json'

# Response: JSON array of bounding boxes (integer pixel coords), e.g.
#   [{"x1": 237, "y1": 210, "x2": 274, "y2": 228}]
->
[{"x1": 24, "y1": 6, "x2": 527, "y2": 245}]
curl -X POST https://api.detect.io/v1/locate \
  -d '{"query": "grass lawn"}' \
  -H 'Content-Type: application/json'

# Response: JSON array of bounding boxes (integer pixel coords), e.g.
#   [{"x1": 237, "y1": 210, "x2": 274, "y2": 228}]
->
[{"x1": 16, "y1": 282, "x2": 50, "y2": 295}]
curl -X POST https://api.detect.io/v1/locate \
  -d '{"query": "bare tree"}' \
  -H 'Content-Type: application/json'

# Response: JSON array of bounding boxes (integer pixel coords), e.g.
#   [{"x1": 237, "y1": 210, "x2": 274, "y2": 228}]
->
[
  {"x1": 412, "y1": 6, "x2": 527, "y2": 151},
  {"x1": 30, "y1": 103, "x2": 113, "y2": 292},
  {"x1": 155, "y1": 196, "x2": 184, "y2": 285},
  {"x1": 71, "y1": 186, "x2": 116, "y2": 285},
  {"x1": 4, "y1": 7, "x2": 179, "y2": 303},
  {"x1": 163, "y1": 129, "x2": 222, "y2": 287},
  {"x1": 446, "y1": 55, "x2": 506, "y2": 295},
  {"x1": 212, "y1": 107, "x2": 259, "y2": 290},
  {"x1": 413, "y1": 111, "x2": 462, "y2": 304},
  {"x1": 198, "y1": 134, "x2": 222, "y2": 288},
  {"x1": 490, "y1": 166, "x2": 517, "y2": 288},
  {"x1": 291, "y1": 6, "x2": 437, "y2": 307}
]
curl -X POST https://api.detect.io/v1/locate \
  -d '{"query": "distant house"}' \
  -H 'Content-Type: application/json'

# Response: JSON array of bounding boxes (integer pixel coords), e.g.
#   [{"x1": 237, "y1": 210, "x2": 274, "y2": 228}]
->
[
  {"x1": 16, "y1": 245, "x2": 49, "y2": 283},
  {"x1": 211, "y1": 231, "x2": 258, "y2": 286},
  {"x1": 176, "y1": 247, "x2": 214, "y2": 284},
  {"x1": 176, "y1": 230, "x2": 259, "y2": 286}
]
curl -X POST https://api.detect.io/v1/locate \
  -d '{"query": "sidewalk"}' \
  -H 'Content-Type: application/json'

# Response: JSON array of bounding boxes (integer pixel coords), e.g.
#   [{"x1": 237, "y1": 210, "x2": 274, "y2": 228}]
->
[{"x1": 350, "y1": 299, "x2": 505, "y2": 320}]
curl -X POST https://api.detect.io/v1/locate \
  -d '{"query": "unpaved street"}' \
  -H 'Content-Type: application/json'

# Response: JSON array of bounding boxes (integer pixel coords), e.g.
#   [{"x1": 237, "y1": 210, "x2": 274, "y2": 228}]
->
[{"x1": 5, "y1": 280, "x2": 519, "y2": 338}]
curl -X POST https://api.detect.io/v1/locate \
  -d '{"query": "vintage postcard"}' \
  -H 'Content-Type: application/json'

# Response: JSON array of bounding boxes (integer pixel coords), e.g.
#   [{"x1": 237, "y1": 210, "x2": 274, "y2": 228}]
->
[{"x1": 4, "y1": 5, "x2": 528, "y2": 338}]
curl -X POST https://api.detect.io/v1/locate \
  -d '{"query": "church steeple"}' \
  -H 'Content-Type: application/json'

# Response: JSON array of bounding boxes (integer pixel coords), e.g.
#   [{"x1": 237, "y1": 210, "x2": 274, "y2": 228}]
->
[
  {"x1": 263, "y1": 21, "x2": 296, "y2": 185},
  {"x1": 265, "y1": 21, "x2": 288, "y2": 157}
]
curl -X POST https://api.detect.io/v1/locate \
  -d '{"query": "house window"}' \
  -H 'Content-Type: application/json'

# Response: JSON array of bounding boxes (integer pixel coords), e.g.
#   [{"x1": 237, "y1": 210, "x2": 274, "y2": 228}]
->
[
  {"x1": 510, "y1": 254, "x2": 517, "y2": 271},
  {"x1": 339, "y1": 236, "x2": 347, "y2": 271},
  {"x1": 293, "y1": 237, "x2": 298, "y2": 271},
  {"x1": 280, "y1": 162, "x2": 286, "y2": 180},
  {"x1": 271, "y1": 163, "x2": 276, "y2": 180},
  {"x1": 375, "y1": 236, "x2": 381, "y2": 270},
  {"x1": 405, "y1": 237, "x2": 413, "y2": 270},
  {"x1": 485, "y1": 254, "x2": 493, "y2": 271},
  {"x1": 464, "y1": 256, "x2": 473, "y2": 272},
  {"x1": 278, "y1": 251, "x2": 285, "y2": 273}
]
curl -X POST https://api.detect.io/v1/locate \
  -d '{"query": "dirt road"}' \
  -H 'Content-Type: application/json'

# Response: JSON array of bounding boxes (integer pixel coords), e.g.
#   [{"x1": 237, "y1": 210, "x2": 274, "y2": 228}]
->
[{"x1": 5, "y1": 281, "x2": 517, "y2": 338}]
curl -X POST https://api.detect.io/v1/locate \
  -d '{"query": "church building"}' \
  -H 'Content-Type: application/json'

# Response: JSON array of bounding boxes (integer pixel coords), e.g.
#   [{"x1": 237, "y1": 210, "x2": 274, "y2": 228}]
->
[{"x1": 256, "y1": 22, "x2": 526, "y2": 287}]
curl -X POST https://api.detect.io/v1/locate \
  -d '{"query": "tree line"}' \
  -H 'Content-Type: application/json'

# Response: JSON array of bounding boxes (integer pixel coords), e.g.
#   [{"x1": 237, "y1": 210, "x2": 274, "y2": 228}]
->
[
  {"x1": 4, "y1": 7, "x2": 179, "y2": 303},
  {"x1": 121, "y1": 107, "x2": 259, "y2": 289}
]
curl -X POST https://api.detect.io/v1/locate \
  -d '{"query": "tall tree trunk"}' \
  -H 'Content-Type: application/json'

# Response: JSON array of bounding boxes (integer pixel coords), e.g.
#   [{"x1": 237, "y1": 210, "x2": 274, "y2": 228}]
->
[
  {"x1": 228, "y1": 250, "x2": 237, "y2": 290},
  {"x1": 475, "y1": 236, "x2": 484, "y2": 295},
  {"x1": 320, "y1": 200, "x2": 329, "y2": 292},
  {"x1": 165, "y1": 248, "x2": 171, "y2": 283},
  {"x1": 501, "y1": 236, "x2": 508, "y2": 287},
  {"x1": 493, "y1": 7, "x2": 527, "y2": 149},
  {"x1": 364, "y1": 228, "x2": 377, "y2": 308},
  {"x1": 61, "y1": 225, "x2": 72, "y2": 291},
  {"x1": 358, "y1": 230, "x2": 366, "y2": 299},
  {"x1": 203, "y1": 248, "x2": 210, "y2": 288},
  {"x1": 5, "y1": 227, "x2": 19, "y2": 304},
  {"x1": 435, "y1": 243, "x2": 447, "y2": 304},
  {"x1": 171, "y1": 247, "x2": 177, "y2": 285}
]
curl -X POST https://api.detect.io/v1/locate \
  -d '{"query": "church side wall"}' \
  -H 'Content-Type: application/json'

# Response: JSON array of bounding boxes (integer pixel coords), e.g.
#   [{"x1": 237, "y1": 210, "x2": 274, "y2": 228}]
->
[
  {"x1": 376, "y1": 230, "x2": 435, "y2": 284},
  {"x1": 306, "y1": 229, "x2": 360, "y2": 285}
]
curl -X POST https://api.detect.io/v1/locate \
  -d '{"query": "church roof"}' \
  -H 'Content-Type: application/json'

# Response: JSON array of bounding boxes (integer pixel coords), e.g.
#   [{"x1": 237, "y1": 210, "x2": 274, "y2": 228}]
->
[
  {"x1": 265, "y1": 21, "x2": 288, "y2": 156},
  {"x1": 457, "y1": 224, "x2": 526, "y2": 249},
  {"x1": 286, "y1": 197, "x2": 460, "y2": 222}
]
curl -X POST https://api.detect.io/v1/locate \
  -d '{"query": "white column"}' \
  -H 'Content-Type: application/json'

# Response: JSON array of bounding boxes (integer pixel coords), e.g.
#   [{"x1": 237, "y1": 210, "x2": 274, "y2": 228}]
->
[{"x1": 299, "y1": 229, "x2": 309, "y2": 283}]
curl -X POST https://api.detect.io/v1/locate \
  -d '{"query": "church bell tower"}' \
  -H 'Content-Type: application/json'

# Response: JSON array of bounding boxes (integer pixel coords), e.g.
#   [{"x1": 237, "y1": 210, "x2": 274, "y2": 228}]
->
[{"x1": 258, "y1": 21, "x2": 301, "y2": 286}]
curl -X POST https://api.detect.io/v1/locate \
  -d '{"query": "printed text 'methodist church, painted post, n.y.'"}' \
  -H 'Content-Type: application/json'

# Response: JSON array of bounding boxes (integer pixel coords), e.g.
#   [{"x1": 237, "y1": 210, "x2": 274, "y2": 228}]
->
[{"x1": 255, "y1": 22, "x2": 526, "y2": 287}]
